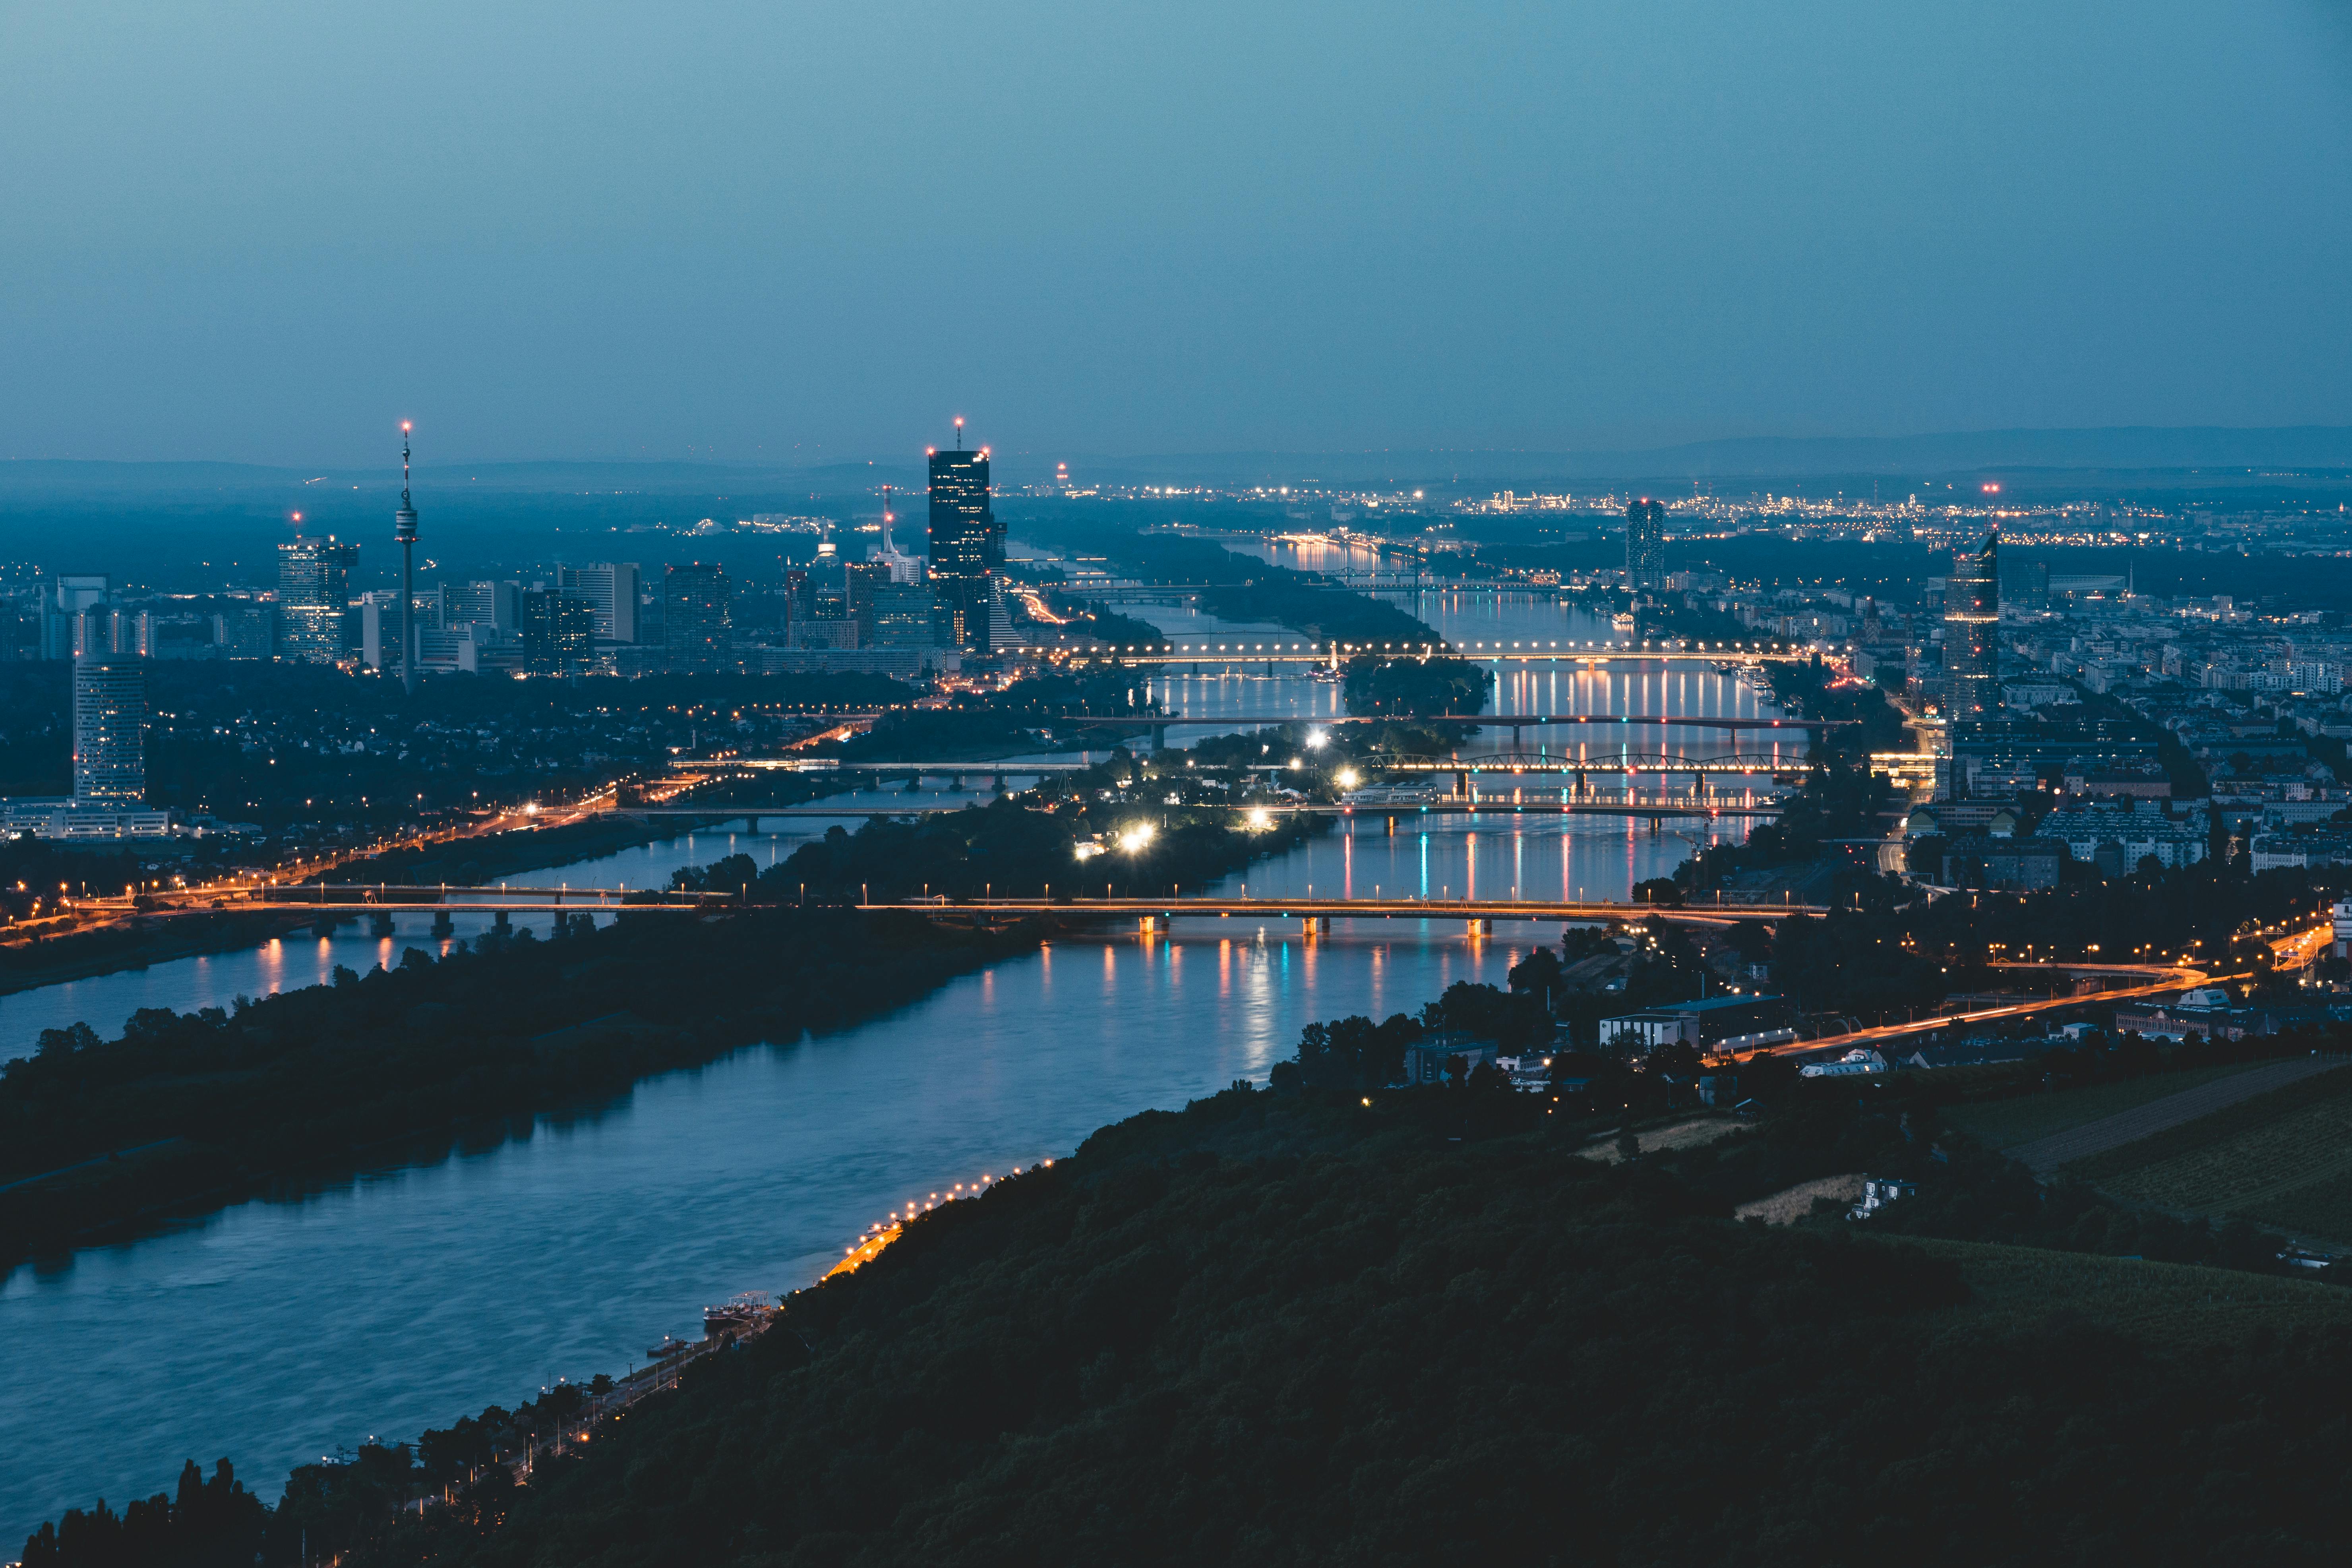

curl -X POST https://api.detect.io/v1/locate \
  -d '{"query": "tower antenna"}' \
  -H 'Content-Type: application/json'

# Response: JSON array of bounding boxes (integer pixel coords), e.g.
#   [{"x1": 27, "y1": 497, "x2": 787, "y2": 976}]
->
[
  {"x1": 954, "y1": 416, "x2": 963, "y2": 451},
  {"x1": 394, "y1": 422, "x2": 420, "y2": 697}
]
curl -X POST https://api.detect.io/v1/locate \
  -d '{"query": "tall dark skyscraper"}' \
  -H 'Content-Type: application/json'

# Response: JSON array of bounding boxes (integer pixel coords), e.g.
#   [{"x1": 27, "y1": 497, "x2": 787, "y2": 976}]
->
[
  {"x1": 664, "y1": 563, "x2": 732, "y2": 670},
  {"x1": 1624, "y1": 498, "x2": 1665, "y2": 590},
  {"x1": 72, "y1": 657, "x2": 145, "y2": 803},
  {"x1": 928, "y1": 422, "x2": 1000, "y2": 652},
  {"x1": 1945, "y1": 525, "x2": 2001, "y2": 718},
  {"x1": 277, "y1": 534, "x2": 358, "y2": 664},
  {"x1": 521, "y1": 590, "x2": 596, "y2": 675}
]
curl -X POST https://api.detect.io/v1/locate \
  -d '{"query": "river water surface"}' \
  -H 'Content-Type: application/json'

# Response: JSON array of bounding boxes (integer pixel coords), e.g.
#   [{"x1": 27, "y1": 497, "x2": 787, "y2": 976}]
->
[{"x1": 0, "y1": 595, "x2": 1794, "y2": 1546}]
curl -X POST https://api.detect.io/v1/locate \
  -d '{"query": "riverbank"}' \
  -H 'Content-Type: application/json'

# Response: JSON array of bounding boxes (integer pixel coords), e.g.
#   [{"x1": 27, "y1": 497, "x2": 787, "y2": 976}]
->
[
  {"x1": 59, "y1": 1080, "x2": 2350, "y2": 1568},
  {"x1": 0, "y1": 910, "x2": 313, "y2": 1000},
  {"x1": 0, "y1": 909, "x2": 1047, "y2": 1271}
]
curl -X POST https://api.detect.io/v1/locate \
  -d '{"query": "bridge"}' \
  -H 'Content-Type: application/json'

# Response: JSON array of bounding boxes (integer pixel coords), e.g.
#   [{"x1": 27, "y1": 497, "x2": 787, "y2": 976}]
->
[
  {"x1": 137, "y1": 886, "x2": 1823, "y2": 931},
  {"x1": 994, "y1": 639, "x2": 1812, "y2": 665},
  {"x1": 1040, "y1": 713, "x2": 1841, "y2": 733},
  {"x1": 608, "y1": 797, "x2": 1787, "y2": 821},
  {"x1": 861, "y1": 895, "x2": 1827, "y2": 933}
]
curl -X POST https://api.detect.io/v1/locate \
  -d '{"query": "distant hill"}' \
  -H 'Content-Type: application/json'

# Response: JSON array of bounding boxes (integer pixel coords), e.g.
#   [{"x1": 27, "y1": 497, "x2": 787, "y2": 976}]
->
[
  {"x1": 1082, "y1": 426, "x2": 2352, "y2": 486},
  {"x1": 8, "y1": 427, "x2": 2351, "y2": 500}
]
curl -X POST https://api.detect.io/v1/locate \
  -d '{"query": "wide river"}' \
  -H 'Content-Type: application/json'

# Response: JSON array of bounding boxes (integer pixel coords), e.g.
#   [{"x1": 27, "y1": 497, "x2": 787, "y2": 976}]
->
[{"x1": 0, "y1": 592, "x2": 1796, "y2": 1545}]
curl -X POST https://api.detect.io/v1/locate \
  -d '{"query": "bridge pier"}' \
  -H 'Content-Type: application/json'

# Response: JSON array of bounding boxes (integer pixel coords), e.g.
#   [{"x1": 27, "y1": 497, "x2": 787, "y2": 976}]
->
[
  {"x1": 370, "y1": 911, "x2": 395, "y2": 939},
  {"x1": 430, "y1": 912, "x2": 455, "y2": 939},
  {"x1": 1466, "y1": 918, "x2": 1493, "y2": 938},
  {"x1": 1300, "y1": 914, "x2": 1329, "y2": 938},
  {"x1": 494, "y1": 910, "x2": 511, "y2": 932},
  {"x1": 1138, "y1": 914, "x2": 1163, "y2": 935},
  {"x1": 1454, "y1": 769, "x2": 1469, "y2": 798}
]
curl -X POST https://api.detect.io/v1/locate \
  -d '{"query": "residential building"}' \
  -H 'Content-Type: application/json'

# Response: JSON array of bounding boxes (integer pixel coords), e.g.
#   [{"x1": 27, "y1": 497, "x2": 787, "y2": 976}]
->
[
  {"x1": 72, "y1": 657, "x2": 145, "y2": 803},
  {"x1": 558, "y1": 563, "x2": 641, "y2": 643},
  {"x1": 664, "y1": 564, "x2": 732, "y2": 670},
  {"x1": 442, "y1": 579, "x2": 521, "y2": 633},
  {"x1": 2036, "y1": 799, "x2": 2210, "y2": 872},
  {"x1": 521, "y1": 589, "x2": 596, "y2": 676},
  {"x1": 212, "y1": 606, "x2": 274, "y2": 658},
  {"x1": 1940, "y1": 834, "x2": 2064, "y2": 890}
]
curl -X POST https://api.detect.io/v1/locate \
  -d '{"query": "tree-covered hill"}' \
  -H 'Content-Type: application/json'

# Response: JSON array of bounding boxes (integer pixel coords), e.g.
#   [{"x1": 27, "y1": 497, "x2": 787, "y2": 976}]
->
[{"x1": 302, "y1": 1088, "x2": 2352, "y2": 1568}]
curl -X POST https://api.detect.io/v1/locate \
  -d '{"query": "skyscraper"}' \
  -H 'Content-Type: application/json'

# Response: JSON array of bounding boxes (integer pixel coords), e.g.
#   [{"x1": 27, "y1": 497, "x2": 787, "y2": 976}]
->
[
  {"x1": 278, "y1": 536, "x2": 358, "y2": 664},
  {"x1": 1945, "y1": 526, "x2": 2001, "y2": 718},
  {"x1": 1624, "y1": 498, "x2": 1665, "y2": 591},
  {"x1": 664, "y1": 563, "x2": 732, "y2": 670},
  {"x1": 73, "y1": 657, "x2": 145, "y2": 803},
  {"x1": 557, "y1": 563, "x2": 641, "y2": 642},
  {"x1": 521, "y1": 590, "x2": 596, "y2": 675},
  {"x1": 928, "y1": 424, "x2": 1000, "y2": 652}
]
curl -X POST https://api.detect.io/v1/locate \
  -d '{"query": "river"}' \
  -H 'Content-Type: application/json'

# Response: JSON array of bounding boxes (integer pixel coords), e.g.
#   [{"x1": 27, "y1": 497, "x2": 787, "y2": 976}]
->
[{"x1": 0, "y1": 594, "x2": 1795, "y2": 1547}]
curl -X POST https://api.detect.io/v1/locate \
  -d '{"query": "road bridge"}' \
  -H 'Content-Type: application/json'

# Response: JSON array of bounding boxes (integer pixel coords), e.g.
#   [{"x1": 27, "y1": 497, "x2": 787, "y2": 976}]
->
[
  {"x1": 130, "y1": 887, "x2": 1822, "y2": 930},
  {"x1": 607, "y1": 798, "x2": 1786, "y2": 820},
  {"x1": 1041, "y1": 713, "x2": 1843, "y2": 732},
  {"x1": 863, "y1": 895, "x2": 1825, "y2": 932}
]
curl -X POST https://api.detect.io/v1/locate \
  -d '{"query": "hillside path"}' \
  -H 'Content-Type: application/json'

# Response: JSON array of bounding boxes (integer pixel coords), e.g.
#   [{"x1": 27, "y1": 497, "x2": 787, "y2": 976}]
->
[{"x1": 2010, "y1": 1057, "x2": 2344, "y2": 1174}]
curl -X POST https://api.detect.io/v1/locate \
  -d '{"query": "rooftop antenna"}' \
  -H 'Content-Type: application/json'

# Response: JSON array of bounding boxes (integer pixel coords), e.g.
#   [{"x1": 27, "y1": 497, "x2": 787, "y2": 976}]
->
[
  {"x1": 394, "y1": 422, "x2": 419, "y2": 697},
  {"x1": 954, "y1": 416, "x2": 964, "y2": 451}
]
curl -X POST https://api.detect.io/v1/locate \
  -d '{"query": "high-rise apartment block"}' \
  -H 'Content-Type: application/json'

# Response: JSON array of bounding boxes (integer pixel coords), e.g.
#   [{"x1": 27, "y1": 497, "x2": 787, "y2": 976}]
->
[
  {"x1": 278, "y1": 537, "x2": 358, "y2": 664},
  {"x1": 1624, "y1": 498, "x2": 1666, "y2": 591},
  {"x1": 521, "y1": 590, "x2": 597, "y2": 675},
  {"x1": 557, "y1": 563, "x2": 641, "y2": 643},
  {"x1": 72, "y1": 657, "x2": 145, "y2": 803},
  {"x1": 1944, "y1": 527, "x2": 2001, "y2": 718},
  {"x1": 928, "y1": 436, "x2": 1000, "y2": 652},
  {"x1": 664, "y1": 564, "x2": 732, "y2": 670}
]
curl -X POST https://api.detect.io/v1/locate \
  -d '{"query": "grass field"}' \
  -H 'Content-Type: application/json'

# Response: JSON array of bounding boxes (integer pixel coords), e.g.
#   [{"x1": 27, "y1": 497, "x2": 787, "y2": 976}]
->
[
  {"x1": 1903, "y1": 1236, "x2": 2352, "y2": 1348},
  {"x1": 2060, "y1": 1067, "x2": 2352, "y2": 1240},
  {"x1": 1938, "y1": 1063, "x2": 2267, "y2": 1151}
]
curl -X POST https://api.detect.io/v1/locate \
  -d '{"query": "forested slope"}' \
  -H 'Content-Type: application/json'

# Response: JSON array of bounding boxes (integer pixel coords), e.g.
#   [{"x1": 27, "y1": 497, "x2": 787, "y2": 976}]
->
[{"x1": 335, "y1": 1088, "x2": 2352, "y2": 1568}]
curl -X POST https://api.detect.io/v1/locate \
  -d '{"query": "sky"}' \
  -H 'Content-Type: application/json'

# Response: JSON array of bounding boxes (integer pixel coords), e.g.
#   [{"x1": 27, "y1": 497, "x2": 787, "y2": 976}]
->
[{"x1": 2, "y1": 1, "x2": 2350, "y2": 468}]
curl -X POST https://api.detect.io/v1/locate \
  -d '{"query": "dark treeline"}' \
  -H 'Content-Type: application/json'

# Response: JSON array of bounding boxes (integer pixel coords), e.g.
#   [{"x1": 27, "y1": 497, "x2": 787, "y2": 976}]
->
[
  {"x1": 825, "y1": 667, "x2": 1159, "y2": 761},
  {"x1": 0, "y1": 909, "x2": 1041, "y2": 1268},
  {"x1": 1339, "y1": 654, "x2": 1493, "y2": 716},
  {"x1": 670, "y1": 792, "x2": 1326, "y2": 904},
  {"x1": 110, "y1": 1084, "x2": 2342, "y2": 1568}
]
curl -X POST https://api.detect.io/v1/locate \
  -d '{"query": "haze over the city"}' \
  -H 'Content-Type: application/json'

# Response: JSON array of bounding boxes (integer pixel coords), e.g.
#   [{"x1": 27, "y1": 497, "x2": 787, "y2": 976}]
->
[{"x1": 4, "y1": 0, "x2": 2350, "y2": 468}]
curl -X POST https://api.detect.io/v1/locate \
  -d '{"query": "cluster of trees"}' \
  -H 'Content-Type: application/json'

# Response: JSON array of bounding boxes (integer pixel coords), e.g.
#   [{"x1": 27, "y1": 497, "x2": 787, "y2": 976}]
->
[
  {"x1": 1339, "y1": 654, "x2": 1492, "y2": 717},
  {"x1": 20, "y1": 1459, "x2": 267, "y2": 1568},
  {"x1": 828, "y1": 668, "x2": 1159, "y2": 761},
  {"x1": 101, "y1": 1083, "x2": 2332, "y2": 1567},
  {"x1": 0, "y1": 909, "x2": 1040, "y2": 1268},
  {"x1": 668, "y1": 793, "x2": 1324, "y2": 904}
]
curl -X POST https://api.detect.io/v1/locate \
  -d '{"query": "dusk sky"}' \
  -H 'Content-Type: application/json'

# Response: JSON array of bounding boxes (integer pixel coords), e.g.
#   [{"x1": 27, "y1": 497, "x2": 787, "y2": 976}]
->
[{"x1": 4, "y1": 1, "x2": 2349, "y2": 467}]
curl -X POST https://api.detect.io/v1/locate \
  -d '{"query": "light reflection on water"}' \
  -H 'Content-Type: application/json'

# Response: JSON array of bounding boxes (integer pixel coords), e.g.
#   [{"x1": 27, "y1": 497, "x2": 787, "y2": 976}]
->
[
  {"x1": 0, "y1": 613, "x2": 1788, "y2": 1545},
  {"x1": 0, "y1": 921, "x2": 1557, "y2": 1547}
]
